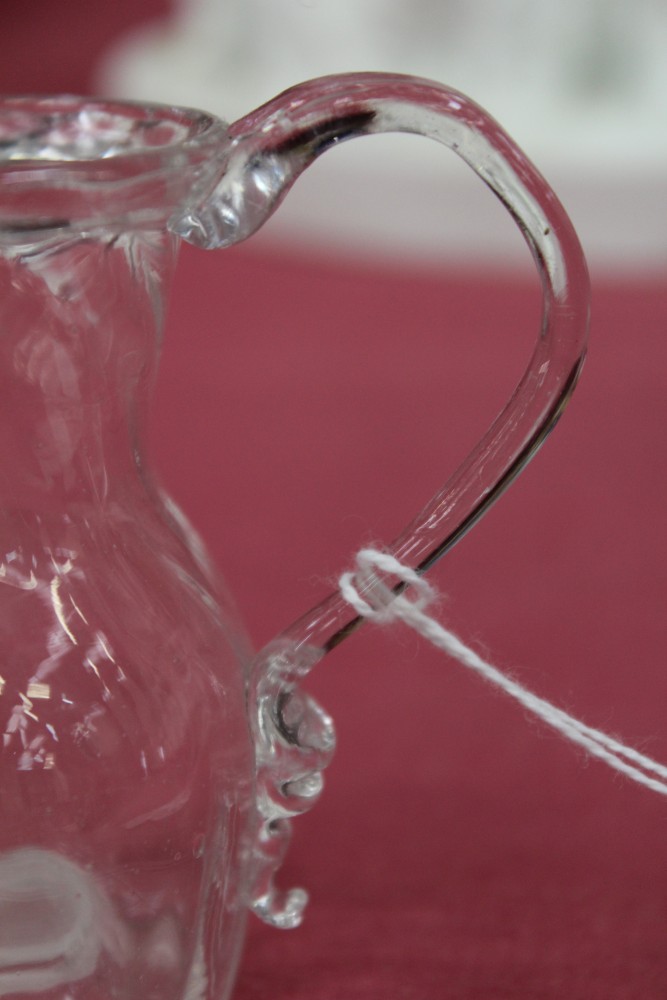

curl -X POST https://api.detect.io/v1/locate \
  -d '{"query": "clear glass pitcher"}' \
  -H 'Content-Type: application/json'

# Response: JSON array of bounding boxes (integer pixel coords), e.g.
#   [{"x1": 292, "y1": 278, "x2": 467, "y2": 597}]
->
[{"x1": 0, "y1": 74, "x2": 589, "y2": 1000}]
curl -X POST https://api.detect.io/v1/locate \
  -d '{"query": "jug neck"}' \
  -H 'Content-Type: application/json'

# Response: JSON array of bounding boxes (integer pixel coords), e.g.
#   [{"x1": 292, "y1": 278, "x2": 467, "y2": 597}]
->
[{"x1": 0, "y1": 230, "x2": 178, "y2": 513}]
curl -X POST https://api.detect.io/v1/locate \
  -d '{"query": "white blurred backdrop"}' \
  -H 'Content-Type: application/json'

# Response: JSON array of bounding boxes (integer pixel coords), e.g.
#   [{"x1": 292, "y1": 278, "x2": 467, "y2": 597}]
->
[{"x1": 99, "y1": 0, "x2": 667, "y2": 273}]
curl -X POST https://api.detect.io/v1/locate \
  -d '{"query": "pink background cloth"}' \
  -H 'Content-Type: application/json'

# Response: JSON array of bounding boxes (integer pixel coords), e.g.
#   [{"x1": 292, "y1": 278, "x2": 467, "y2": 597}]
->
[{"x1": 4, "y1": 4, "x2": 667, "y2": 997}]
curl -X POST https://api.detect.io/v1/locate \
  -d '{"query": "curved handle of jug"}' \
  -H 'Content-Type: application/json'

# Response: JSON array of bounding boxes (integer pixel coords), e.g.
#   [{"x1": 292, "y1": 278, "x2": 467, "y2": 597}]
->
[
  {"x1": 175, "y1": 71, "x2": 590, "y2": 653},
  {"x1": 173, "y1": 73, "x2": 590, "y2": 928}
]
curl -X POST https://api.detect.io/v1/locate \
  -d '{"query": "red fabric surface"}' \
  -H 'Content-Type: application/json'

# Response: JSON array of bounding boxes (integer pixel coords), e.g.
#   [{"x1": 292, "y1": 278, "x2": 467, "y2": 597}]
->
[
  {"x1": 2, "y1": 5, "x2": 667, "y2": 997},
  {"x1": 156, "y1": 249, "x2": 667, "y2": 1000}
]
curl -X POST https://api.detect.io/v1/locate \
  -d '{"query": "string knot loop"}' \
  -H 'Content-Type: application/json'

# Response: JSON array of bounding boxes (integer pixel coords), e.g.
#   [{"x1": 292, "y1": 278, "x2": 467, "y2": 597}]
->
[{"x1": 339, "y1": 548, "x2": 434, "y2": 623}]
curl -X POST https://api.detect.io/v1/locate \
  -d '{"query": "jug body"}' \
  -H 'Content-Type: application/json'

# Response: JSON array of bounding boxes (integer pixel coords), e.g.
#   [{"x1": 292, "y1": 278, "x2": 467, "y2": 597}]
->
[
  {"x1": 0, "y1": 500, "x2": 255, "y2": 1000},
  {"x1": 0, "y1": 112, "x2": 258, "y2": 997},
  {"x1": 0, "y1": 78, "x2": 590, "y2": 1000}
]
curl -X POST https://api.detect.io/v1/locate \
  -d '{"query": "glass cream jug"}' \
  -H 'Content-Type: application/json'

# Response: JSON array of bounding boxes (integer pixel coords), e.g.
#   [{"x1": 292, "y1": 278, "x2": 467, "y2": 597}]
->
[{"x1": 0, "y1": 74, "x2": 589, "y2": 1000}]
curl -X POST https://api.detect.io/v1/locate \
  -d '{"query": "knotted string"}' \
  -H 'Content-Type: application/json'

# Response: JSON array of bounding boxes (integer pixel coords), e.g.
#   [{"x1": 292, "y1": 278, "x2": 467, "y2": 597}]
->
[{"x1": 339, "y1": 548, "x2": 667, "y2": 797}]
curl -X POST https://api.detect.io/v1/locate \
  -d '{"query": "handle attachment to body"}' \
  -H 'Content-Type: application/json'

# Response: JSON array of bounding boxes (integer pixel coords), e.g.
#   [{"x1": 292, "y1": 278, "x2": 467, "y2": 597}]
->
[{"x1": 174, "y1": 73, "x2": 590, "y2": 927}]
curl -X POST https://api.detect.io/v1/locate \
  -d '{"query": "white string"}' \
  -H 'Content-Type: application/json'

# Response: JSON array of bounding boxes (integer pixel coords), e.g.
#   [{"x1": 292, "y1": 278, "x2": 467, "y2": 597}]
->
[{"x1": 339, "y1": 548, "x2": 667, "y2": 797}]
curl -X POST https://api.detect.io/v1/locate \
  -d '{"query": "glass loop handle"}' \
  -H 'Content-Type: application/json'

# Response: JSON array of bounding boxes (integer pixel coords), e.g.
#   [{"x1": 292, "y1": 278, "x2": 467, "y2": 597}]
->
[
  {"x1": 176, "y1": 71, "x2": 591, "y2": 657},
  {"x1": 174, "y1": 72, "x2": 591, "y2": 928}
]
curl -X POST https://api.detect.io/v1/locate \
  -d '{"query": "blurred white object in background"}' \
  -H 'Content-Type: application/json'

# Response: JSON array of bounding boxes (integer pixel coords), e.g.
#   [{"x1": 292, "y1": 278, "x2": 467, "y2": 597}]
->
[{"x1": 99, "y1": 0, "x2": 667, "y2": 272}]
